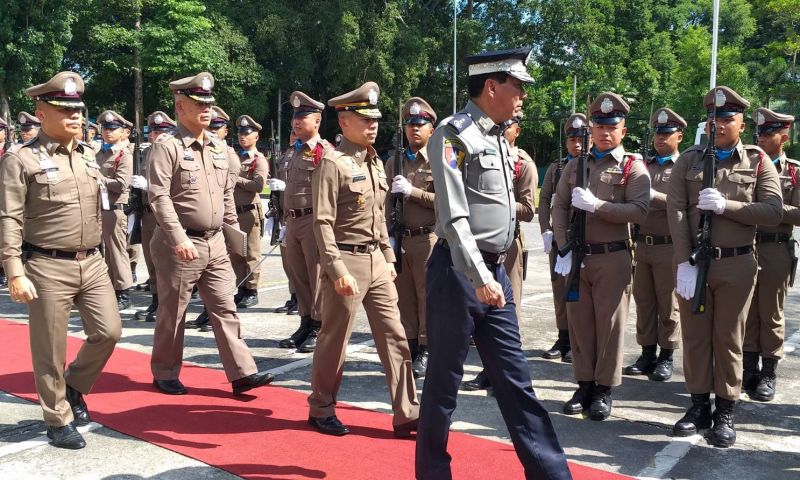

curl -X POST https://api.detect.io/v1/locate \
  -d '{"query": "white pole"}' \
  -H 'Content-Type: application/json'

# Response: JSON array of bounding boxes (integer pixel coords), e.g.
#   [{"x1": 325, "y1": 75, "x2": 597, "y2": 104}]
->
[
  {"x1": 710, "y1": 0, "x2": 720, "y2": 89},
  {"x1": 453, "y1": 0, "x2": 457, "y2": 114}
]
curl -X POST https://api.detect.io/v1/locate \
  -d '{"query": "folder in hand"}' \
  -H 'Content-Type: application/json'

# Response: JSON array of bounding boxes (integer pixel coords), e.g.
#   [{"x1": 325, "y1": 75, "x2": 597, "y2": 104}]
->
[{"x1": 223, "y1": 223, "x2": 248, "y2": 257}]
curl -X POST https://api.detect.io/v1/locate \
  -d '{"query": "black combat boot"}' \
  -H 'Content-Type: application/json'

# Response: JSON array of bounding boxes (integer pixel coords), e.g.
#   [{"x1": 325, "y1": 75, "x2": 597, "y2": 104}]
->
[
  {"x1": 624, "y1": 345, "x2": 657, "y2": 375},
  {"x1": 275, "y1": 293, "x2": 297, "y2": 313},
  {"x1": 650, "y1": 348, "x2": 674, "y2": 381},
  {"x1": 563, "y1": 381, "x2": 595, "y2": 415},
  {"x1": 752, "y1": 357, "x2": 777, "y2": 402},
  {"x1": 707, "y1": 397, "x2": 736, "y2": 448},
  {"x1": 135, "y1": 294, "x2": 158, "y2": 321},
  {"x1": 233, "y1": 287, "x2": 245, "y2": 307},
  {"x1": 462, "y1": 370, "x2": 491, "y2": 391},
  {"x1": 673, "y1": 393, "x2": 712, "y2": 436},
  {"x1": 412, "y1": 345, "x2": 429, "y2": 379},
  {"x1": 116, "y1": 290, "x2": 130, "y2": 311},
  {"x1": 589, "y1": 385, "x2": 613, "y2": 421},
  {"x1": 239, "y1": 288, "x2": 259, "y2": 308},
  {"x1": 543, "y1": 329, "x2": 571, "y2": 361},
  {"x1": 279, "y1": 316, "x2": 311, "y2": 348},
  {"x1": 297, "y1": 319, "x2": 321, "y2": 353},
  {"x1": 407, "y1": 339, "x2": 419, "y2": 361},
  {"x1": 742, "y1": 351, "x2": 761, "y2": 395}
]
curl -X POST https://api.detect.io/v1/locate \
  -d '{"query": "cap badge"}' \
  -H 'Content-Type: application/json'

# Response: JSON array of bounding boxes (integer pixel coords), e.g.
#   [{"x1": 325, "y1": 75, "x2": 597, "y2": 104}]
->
[
  {"x1": 368, "y1": 89, "x2": 379, "y2": 106},
  {"x1": 601, "y1": 98, "x2": 614, "y2": 114},
  {"x1": 715, "y1": 89, "x2": 726, "y2": 108},
  {"x1": 410, "y1": 102, "x2": 421, "y2": 115},
  {"x1": 241, "y1": 118, "x2": 249, "y2": 127},
  {"x1": 756, "y1": 112, "x2": 765, "y2": 126},
  {"x1": 105, "y1": 113, "x2": 114, "y2": 123},
  {"x1": 17, "y1": 113, "x2": 25, "y2": 123},
  {"x1": 201, "y1": 76, "x2": 211, "y2": 92},
  {"x1": 64, "y1": 77, "x2": 78, "y2": 96},
  {"x1": 292, "y1": 96, "x2": 301, "y2": 108},
  {"x1": 211, "y1": 110, "x2": 218, "y2": 119},
  {"x1": 657, "y1": 110, "x2": 668, "y2": 124},
  {"x1": 572, "y1": 117, "x2": 583, "y2": 129},
  {"x1": 154, "y1": 114, "x2": 164, "y2": 124}
]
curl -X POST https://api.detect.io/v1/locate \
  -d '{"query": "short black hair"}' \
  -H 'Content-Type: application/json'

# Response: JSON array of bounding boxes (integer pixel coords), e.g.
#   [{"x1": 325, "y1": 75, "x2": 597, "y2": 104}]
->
[{"x1": 467, "y1": 72, "x2": 510, "y2": 98}]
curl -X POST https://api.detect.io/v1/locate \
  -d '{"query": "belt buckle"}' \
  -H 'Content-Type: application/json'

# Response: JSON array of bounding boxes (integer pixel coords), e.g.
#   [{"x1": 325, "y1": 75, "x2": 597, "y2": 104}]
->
[
  {"x1": 713, "y1": 247, "x2": 722, "y2": 260},
  {"x1": 290, "y1": 210, "x2": 298, "y2": 218},
  {"x1": 645, "y1": 235, "x2": 654, "y2": 246},
  {"x1": 584, "y1": 245, "x2": 592, "y2": 256},
  {"x1": 75, "y1": 250, "x2": 88, "y2": 261}
]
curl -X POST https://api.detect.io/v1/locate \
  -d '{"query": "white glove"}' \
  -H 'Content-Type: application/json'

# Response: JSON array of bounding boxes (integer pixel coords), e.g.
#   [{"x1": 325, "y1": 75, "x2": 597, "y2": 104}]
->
[
  {"x1": 676, "y1": 261, "x2": 698, "y2": 300},
  {"x1": 650, "y1": 188, "x2": 657, "y2": 201},
  {"x1": 265, "y1": 217, "x2": 275, "y2": 237},
  {"x1": 278, "y1": 225, "x2": 287, "y2": 242},
  {"x1": 391, "y1": 175, "x2": 412, "y2": 198},
  {"x1": 269, "y1": 178, "x2": 286, "y2": 192},
  {"x1": 554, "y1": 251, "x2": 572, "y2": 276},
  {"x1": 131, "y1": 175, "x2": 148, "y2": 191},
  {"x1": 542, "y1": 230, "x2": 554, "y2": 254},
  {"x1": 698, "y1": 188, "x2": 726, "y2": 215},
  {"x1": 571, "y1": 187, "x2": 598, "y2": 213}
]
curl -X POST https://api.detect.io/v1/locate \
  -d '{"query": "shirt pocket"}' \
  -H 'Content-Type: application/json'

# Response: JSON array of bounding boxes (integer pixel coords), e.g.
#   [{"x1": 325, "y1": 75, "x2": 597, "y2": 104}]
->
[
  {"x1": 179, "y1": 160, "x2": 201, "y2": 190},
  {"x1": 32, "y1": 170, "x2": 77, "y2": 205},
  {"x1": 477, "y1": 153, "x2": 504, "y2": 194},
  {"x1": 212, "y1": 159, "x2": 229, "y2": 187},
  {"x1": 684, "y1": 169, "x2": 704, "y2": 207},
  {"x1": 723, "y1": 172, "x2": 756, "y2": 202},
  {"x1": 346, "y1": 181, "x2": 369, "y2": 212},
  {"x1": 595, "y1": 171, "x2": 625, "y2": 201}
]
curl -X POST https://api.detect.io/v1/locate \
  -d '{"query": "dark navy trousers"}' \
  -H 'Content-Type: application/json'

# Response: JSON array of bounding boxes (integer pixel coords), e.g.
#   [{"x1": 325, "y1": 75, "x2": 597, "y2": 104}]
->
[{"x1": 415, "y1": 244, "x2": 572, "y2": 480}]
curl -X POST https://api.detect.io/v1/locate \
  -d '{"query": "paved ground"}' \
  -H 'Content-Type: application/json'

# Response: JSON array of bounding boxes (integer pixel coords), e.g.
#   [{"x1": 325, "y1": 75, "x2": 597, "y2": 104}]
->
[{"x1": 0, "y1": 218, "x2": 798, "y2": 479}]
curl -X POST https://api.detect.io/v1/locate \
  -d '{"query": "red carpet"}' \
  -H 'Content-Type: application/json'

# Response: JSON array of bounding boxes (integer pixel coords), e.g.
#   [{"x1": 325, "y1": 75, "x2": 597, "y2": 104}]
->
[{"x1": 0, "y1": 319, "x2": 630, "y2": 480}]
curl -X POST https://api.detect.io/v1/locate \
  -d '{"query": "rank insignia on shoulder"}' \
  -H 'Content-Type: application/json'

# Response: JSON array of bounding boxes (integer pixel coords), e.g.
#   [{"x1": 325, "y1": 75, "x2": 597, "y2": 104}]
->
[
  {"x1": 444, "y1": 139, "x2": 466, "y2": 170},
  {"x1": 448, "y1": 113, "x2": 473, "y2": 133}
]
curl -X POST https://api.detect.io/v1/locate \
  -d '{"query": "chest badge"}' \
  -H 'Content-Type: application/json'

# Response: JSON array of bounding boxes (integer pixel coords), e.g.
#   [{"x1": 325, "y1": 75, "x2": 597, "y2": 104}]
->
[{"x1": 356, "y1": 194, "x2": 366, "y2": 208}]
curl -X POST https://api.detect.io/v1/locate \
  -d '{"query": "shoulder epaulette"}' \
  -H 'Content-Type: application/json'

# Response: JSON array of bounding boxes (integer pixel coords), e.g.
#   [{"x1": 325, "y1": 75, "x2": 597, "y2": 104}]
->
[{"x1": 447, "y1": 113, "x2": 473, "y2": 134}]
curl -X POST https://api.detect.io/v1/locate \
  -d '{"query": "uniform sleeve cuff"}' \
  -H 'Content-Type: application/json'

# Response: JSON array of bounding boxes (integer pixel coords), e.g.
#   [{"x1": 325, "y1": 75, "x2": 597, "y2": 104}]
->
[
  {"x1": 382, "y1": 247, "x2": 396, "y2": 264},
  {"x1": 330, "y1": 260, "x2": 350, "y2": 280},
  {"x1": 408, "y1": 187, "x2": 425, "y2": 201},
  {"x1": 3, "y1": 258, "x2": 25, "y2": 279}
]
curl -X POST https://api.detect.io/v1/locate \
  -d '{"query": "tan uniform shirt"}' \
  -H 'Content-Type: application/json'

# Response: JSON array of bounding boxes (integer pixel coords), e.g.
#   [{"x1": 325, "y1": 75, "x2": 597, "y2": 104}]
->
[
  {"x1": 234, "y1": 149, "x2": 268, "y2": 206},
  {"x1": 384, "y1": 145, "x2": 436, "y2": 230},
  {"x1": 667, "y1": 142, "x2": 783, "y2": 263},
  {"x1": 285, "y1": 136, "x2": 333, "y2": 211},
  {"x1": 312, "y1": 137, "x2": 395, "y2": 280},
  {"x1": 759, "y1": 154, "x2": 800, "y2": 232},
  {"x1": 0, "y1": 132, "x2": 102, "y2": 278},
  {"x1": 553, "y1": 146, "x2": 650, "y2": 246},
  {"x1": 512, "y1": 147, "x2": 537, "y2": 224},
  {"x1": 147, "y1": 124, "x2": 238, "y2": 247},
  {"x1": 96, "y1": 145, "x2": 132, "y2": 204},
  {"x1": 539, "y1": 158, "x2": 568, "y2": 234},
  {"x1": 639, "y1": 154, "x2": 678, "y2": 236}
]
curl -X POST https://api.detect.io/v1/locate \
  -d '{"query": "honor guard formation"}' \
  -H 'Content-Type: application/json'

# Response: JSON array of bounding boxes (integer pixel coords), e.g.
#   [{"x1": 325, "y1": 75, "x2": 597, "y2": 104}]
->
[{"x1": 0, "y1": 44, "x2": 796, "y2": 480}]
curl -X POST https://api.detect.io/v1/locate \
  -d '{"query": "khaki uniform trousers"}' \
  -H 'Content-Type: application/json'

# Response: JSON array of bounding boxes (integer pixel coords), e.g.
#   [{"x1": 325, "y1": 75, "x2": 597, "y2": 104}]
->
[
  {"x1": 503, "y1": 236, "x2": 524, "y2": 316},
  {"x1": 308, "y1": 250, "x2": 419, "y2": 426},
  {"x1": 285, "y1": 214, "x2": 323, "y2": 318},
  {"x1": 396, "y1": 232, "x2": 437, "y2": 345},
  {"x1": 280, "y1": 243, "x2": 296, "y2": 295},
  {"x1": 150, "y1": 227, "x2": 257, "y2": 382},
  {"x1": 679, "y1": 253, "x2": 757, "y2": 400},
  {"x1": 231, "y1": 207, "x2": 262, "y2": 291},
  {"x1": 745, "y1": 242, "x2": 789, "y2": 359},
  {"x1": 25, "y1": 252, "x2": 121, "y2": 426},
  {"x1": 101, "y1": 209, "x2": 133, "y2": 291},
  {"x1": 547, "y1": 248, "x2": 568, "y2": 330},
  {"x1": 632, "y1": 243, "x2": 681, "y2": 349},
  {"x1": 127, "y1": 243, "x2": 141, "y2": 269},
  {"x1": 567, "y1": 249, "x2": 632, "y2": 387},
  {"x1": 141, "y1": 208, "x2": 158, "y2": 291}
]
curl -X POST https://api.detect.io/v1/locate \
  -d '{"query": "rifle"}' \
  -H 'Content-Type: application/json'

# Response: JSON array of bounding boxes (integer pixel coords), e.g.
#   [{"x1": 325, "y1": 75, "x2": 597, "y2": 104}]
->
[
  {"x1": 82, "y1": 108, "x2": 89, "y2": 143},
  {"x1": 549, "y1": 119, "x2": 567, "y2": 283},
  {"x1": 632, "y1": 120, "x2": 651, "y2": 247},
  {"x1": 127, "y1": 127, "x2": 145, "y2": 245},
  {"x1": 688, "y1": 111, "x2": 717, "y2": 314},
  {"x1": 388, "y1": 102, "x2": 405, "y2": 273},
  {"x1": 266, "y1": 138, "x2": 283, "y2": 246},
  {"x1": 558, "y1": 125, "x2": 589, "y2": 302}
]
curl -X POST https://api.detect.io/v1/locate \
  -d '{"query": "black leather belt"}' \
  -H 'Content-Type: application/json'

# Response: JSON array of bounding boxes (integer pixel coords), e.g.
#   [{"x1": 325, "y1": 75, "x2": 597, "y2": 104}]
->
[
  {"x1": 24, "y1": 243, "x2": 99, "y2": 260},
  {"x1": 185, "y1": 228, "x2": 221, "y2": 240},
  {"x1": 288, "y1": 207, "x2": 313, "y2": 218},
  {"x1": 436, "y1": 238, "x2": 506, "y2": 264},
  {"x1": 635, "y1": 234, "x2": 672, "y2": 246},
  {"x1": 755, "y1": 232, "x2": 791, "y2": 244},
  {"x1": 105, "y1": 203, "x2": 126, "y2": 211},
  {"x1": 236, "y1": 204, "x2": 257, "y2": 214},
  {"x1": 403, "y1": 226, "x2": 434, "y2": 237},
  {"x1": 337, "y1": 242, "x2": 379, "y2": 253},
  {"x1": 583, "y1": 241, "x2": 629, "y2": 255},
  {"x1": 713, "y1": 245, "x2": 753, "y2": 260}
]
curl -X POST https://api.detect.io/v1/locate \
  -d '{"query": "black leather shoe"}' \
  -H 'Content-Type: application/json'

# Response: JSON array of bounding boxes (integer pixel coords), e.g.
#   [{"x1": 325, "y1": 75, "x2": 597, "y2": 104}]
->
[
  {"x1": 412, "y1": 345, "x2": 428, "y2": 379},
  {"x1": 624, "y1": 345, "x2": 658, "y2": 375},
  {"x1": 563, "y1": 381, "x2": 594, "y2": 415},
  {"x1": 238, "y1": 289, "x2": 258, "y2": 308},
  {"x1": 297, "y1": 320, "x2": 320, "y2": 353},
  {"x1": 752, "y1": 357, "x2": 777, "y2": 402},
  {"x1": 135, "y1": 281, "x2": 150, "y2": 291},
  {"x1": 47, "y1": 422, "x2": 86, "y2": 449},
  {"x1": 543, "y1": 329, "x2": 570, "y2": 359},
  {"x1": 274, "y1": 294, "x2": 297, "y2": 313},
  {"x1": 153, "y1": 379, "x2": 187, "y2": 395},
  {"x1": 706, "y1": 397, "x2": 736, "y2": 448},
  {"x1": 462, "y1": 370, "x2": 491, "y2": 391},
  {"x1": 145, "y1": 310, "x2": 157, "y2": 323},
  {"x1": 65, "y1": 385, "x2": 91, "y2": 426},
  {"x1": 279, "y1": 317, "x2": 311, "y2": 349},
  {"x1": 561, "y1": 348, "x2": 573, "y2": 364},
  {"x1": 135, "y1": 295, "x2": 158, "y2": 321},
  {"x1": 589, "y1": 385, "x2": 612, "y2": 421},
  {"x1": 232, "y1": 372, "x2": 275, "y2": 396},
  {"x1": 116, "y1": 290, "x2": 131, "y2": 311},
  {"x1": 287, "y1": 299, "x2": 299, "y2": 315},
  {"x1": 308, "y1": 415, "x2": 350, "y2": 436},
  {"x1": 650, "y1": 349, "x2": 674, "y2": 382},
  {"x1": 393, "y1": 418, "x2": 419, "y2": 438},
  {"x1": 190, "y1": 286, "x2": 200, "y2": 300},
  {"x1": 673, "y1": 393, "x2": 712, "y2": 437},
  {"x1": 185, "y1": 310, "x2": 209, "y2": 329}
]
